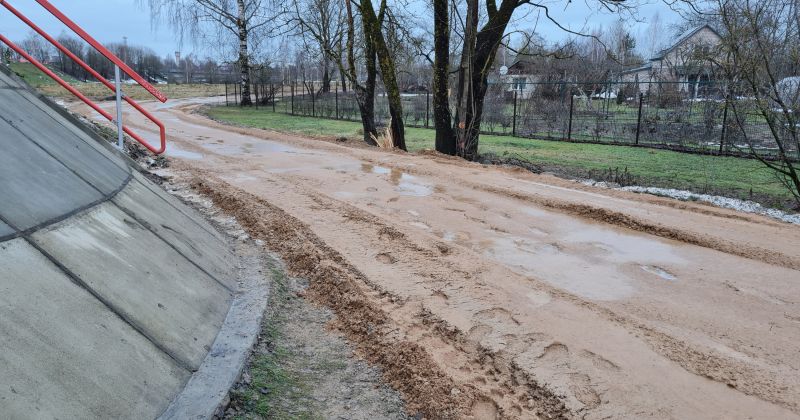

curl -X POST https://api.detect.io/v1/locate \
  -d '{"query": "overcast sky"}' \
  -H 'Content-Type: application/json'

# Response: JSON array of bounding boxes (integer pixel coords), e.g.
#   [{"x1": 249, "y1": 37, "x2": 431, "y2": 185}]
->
[{"x1": 1, "y1": 0, "x2": 684, "y2": 59}]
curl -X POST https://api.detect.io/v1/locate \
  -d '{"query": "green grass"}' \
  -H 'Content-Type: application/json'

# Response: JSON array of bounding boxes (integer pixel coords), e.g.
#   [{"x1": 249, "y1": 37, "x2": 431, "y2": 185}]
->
[
  {"x1": 6, "y1": 62, "x2": 226, "y2": 100},
  {"x1": 207, "y1": 106, "x2": 798, "y2": 209},
  {"x1": 229, "y1": 266, "x2": 318, "y2": 420},
  {"x1": 7, "y1": 62, "x2": 80, "y2": 88}
]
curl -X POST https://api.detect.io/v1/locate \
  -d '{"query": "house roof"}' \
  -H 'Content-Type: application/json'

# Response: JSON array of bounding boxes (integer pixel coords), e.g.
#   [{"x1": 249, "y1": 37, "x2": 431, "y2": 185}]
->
[
  {"x1": 650, "y1": 24, "x2": 721, "y2": 61},
  {"x1": 620, "y1": 62, "x2": 653, "y2": 75},
  {"x1": 507, "y1": 59, "x2": 539, "y2": 74}
]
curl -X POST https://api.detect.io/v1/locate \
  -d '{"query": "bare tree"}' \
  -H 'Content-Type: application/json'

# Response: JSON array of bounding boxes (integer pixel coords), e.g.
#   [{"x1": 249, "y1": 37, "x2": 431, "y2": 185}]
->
[
  {"x1": 359, "y1": 0, "x2": 407, "y2": 150},
  {"x1": 146, "y1": 0, "x2": 279, "y2": 105},
  {"x1": 55, "y1": 34, "x2": 86, "y2": 80},
  {"x1": 645, "y1": 11, "x2": 665, "y2": 59},
  {"x1": 433, "y1": 0, "x2": 636, "y2": 160},
  {"x1": 712, "y1": 0, "x2": 800, "y2": 207},
  {"x1": 18, "y1": 31, "x2": 53, "y2": 64},
  {"x1": 293, "y1": 0, "x2": 346, "y2": 93}
]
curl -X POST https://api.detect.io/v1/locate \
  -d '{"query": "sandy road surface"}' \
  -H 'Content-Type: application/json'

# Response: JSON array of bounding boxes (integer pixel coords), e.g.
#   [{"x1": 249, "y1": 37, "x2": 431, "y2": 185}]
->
[{"x1": 74, "y1": 98, "x2": 800, "y2": 419}]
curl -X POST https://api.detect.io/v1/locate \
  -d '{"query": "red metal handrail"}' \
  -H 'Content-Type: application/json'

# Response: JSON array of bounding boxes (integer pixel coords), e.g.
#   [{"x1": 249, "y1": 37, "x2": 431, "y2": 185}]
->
[{"x1": 0, "y1": 0, "x2": 168, "y2": 154}]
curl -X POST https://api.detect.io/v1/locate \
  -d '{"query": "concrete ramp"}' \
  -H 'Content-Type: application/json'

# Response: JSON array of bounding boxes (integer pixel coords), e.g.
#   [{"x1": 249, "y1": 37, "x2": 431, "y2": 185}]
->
[{"x1": 0, "y1": 65, "x2": 242, "y2": 418}]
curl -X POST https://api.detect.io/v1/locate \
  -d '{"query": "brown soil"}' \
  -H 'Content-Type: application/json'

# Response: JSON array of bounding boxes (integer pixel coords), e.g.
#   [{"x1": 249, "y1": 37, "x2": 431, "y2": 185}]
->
[
  {"x1": 72, "y1": 98, "x2": 800, "y2": 419},
  {"x1": 191, "y1": 176, "x2": 568, "y2": 419}
]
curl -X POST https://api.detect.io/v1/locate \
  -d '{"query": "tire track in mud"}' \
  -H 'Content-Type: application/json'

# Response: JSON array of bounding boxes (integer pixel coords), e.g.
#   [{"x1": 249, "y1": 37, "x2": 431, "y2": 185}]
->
[
  {"x1": 189, "y1": 175, "x2": 571, "y2": 420},
  {"x1": 347, "y1": 154, "x2": 800, "y2": 272},
  {"x1": 478, "y1": 185, "x2": 800, "y2": 271},
  {"x1": 172, "y1": 102, "x2": 798, "y2": 270},
  {"x1": 99, "y1": 104, "x2": 798, "y2": 414},
  {"x1": 188, "y1": 172, "x2": 798, "y2": 416}
]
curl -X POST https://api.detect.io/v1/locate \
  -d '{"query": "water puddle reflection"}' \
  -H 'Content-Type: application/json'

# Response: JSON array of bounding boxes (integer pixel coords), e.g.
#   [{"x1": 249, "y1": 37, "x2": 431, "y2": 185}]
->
[
  {"x1": 361, "y1": 164, "x2": 433, "y2": 197},
  {"x1": 641, "y1": 265, "x2": 677, "y2": 281},
  {"x1": 168, "y1": 146, "x2": 203, "y2": 160}
]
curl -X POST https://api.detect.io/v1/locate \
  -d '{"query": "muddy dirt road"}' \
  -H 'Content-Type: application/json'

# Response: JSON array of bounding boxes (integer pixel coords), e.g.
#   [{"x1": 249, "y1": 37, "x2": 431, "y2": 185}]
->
[{"x1": 75, "y1": 98, "x2": 800, "y2": 419}]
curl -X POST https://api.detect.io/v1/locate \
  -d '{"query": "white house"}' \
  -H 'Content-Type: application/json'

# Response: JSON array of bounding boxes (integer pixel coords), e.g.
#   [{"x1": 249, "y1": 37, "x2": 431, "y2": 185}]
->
[
  {"x1": 621, "y1": 24, "x2": 722, "y2": 97},
  {"x1": 501, "y1": 59, "x2": 541, "y2": 96}
]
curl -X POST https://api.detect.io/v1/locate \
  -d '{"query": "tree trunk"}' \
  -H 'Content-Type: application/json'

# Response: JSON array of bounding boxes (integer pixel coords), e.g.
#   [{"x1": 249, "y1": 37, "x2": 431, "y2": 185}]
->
[
  {"x1": 451, "y1": 0, "x2": 515, "y2": 160},
  {"x1": 322, "y1": 60, "x2": 331, "y2": 93},
  {"x1": 237, "y1": 0, "x2": 252, "y2": 106},
  {"x1": 361, "y1": 0, "x2": 406, "y2": 151},
  {"x1": 344, "y1": 0, "x2": 377, "y2": 145},
  {"x1": 453, "y1": 0, "x2": 479, "y2": 159},
  {"x1": 432, "y1": 0, "x2": 456, "y2": 154},
  {"x1": 339, "y1": 62, "x2": 348, "y2": 92}
]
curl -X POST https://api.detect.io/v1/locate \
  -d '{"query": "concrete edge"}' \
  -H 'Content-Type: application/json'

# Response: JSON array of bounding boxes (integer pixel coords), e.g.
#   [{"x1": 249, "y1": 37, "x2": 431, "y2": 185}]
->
[{"x1": 157, "y1": 241, "x2": 272, "y2": 420}]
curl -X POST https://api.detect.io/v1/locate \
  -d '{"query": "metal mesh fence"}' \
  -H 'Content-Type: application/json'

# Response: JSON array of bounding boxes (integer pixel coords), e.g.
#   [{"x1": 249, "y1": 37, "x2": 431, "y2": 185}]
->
[{"x1": 224, "y1": 79, "x2": 799, "y2": 159}]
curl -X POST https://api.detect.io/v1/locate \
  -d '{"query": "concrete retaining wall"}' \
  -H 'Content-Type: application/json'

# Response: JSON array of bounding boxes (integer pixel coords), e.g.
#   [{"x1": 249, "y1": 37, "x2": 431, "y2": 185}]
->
[{"x1": 0, "y1": 64, "x2": 237, "y2": 419}]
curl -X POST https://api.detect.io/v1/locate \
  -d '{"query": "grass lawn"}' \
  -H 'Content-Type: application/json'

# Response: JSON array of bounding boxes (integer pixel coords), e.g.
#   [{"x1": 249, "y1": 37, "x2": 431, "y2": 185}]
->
[
  {"x1": 207, "y1": 106, "x2": 797, "y2": 210},
  {"x1": 7, "y1": 62, "x2": 225, "y2": 100}
]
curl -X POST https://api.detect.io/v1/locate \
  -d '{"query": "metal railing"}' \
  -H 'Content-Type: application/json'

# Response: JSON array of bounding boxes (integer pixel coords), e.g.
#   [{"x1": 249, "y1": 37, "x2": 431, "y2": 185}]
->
[{"x1": 0, "y1": 0, "x2": 168, "y2": 154}]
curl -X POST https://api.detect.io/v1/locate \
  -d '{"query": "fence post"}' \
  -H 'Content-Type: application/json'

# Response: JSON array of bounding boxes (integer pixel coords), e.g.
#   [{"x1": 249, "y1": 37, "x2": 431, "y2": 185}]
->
[
  {"x1": 512, "y1": 90, "x2": 518, "y2": 137},
  {"x1": 291, "y1": 82, "x2": 295, "y2": 115},
  {"x1": 225, "y1": 83, "x2": 228, "y2": 106},
  {"x1": 311, "y1": 83, "x2": 316, "y2": 117},
  {"x1": 272, "y1": 83, "x2": 276, "y2": 112},
  {"x1": 426, "y1": 89, "x2": 430, "y2": 128},
  {"x1": 719, "y1": 95, "x2": 729, "y2": 154},
  {"x1": 567, "y1": 93, "x2": 574, "y2": 141},
  {"x1": 254, "y1": 82, "x2": 259, "y2": 110},
  {"x1": 335, "y1": 82, "x2": 339, "y2": 119},
  {"x1": 635, "y1": 92, "x2": 644, "y2": 145}
]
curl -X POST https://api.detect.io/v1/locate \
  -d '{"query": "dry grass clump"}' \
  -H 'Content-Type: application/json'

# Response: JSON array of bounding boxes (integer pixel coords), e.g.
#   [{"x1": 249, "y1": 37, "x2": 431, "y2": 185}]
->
[{"x1": 370, "y1": 117, "x2": 395, "y2": 149}]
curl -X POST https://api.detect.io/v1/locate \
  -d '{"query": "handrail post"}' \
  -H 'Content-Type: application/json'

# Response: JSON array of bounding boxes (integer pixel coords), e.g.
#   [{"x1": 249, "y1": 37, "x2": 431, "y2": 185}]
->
[{"x1": 114, "y1": 65, "x2": 124, "y2": 150}]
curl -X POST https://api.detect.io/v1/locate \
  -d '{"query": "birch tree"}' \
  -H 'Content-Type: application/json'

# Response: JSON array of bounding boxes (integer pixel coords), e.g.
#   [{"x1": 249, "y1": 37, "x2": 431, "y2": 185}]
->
[{"x1": 146, "y1": 0, "x2": 279, "y2": 105}]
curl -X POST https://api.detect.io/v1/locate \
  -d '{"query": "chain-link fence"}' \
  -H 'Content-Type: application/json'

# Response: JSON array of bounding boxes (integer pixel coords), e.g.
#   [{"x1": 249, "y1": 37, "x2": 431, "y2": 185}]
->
[{"x1": 224, "y1": 79, "x2": 798, "y2": 159}]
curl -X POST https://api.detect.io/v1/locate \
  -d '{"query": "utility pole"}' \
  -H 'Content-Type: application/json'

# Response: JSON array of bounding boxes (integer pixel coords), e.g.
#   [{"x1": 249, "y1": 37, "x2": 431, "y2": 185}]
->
[
  {"x1": 122, "y1": 36, "x2": 127, "y2": 80},
  {"x1": 174, "y1": 51, "x2": 181, "y2": 84}
]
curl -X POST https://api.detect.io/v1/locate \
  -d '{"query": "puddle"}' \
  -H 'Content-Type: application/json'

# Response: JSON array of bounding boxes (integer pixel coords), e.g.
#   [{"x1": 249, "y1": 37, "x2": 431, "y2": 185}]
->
[
  {"x1": 561, "y1": 226, "x2": 682, "y2": 266},
  {"x1": 409, "y1": 221, "x2": 430, "y2": 230},
  {"x1": 361, "y1": 164, "x2": 433, "y2": 197},
  {"x1": 527, "y1": 291, "x2": 552, "y2": 307},
  {"x1": 485, "y1": 235, "x2": 636, "y2": 300},
  {"x1": 201, "y1": 140, "x2": 299, "y2": 156},
  {"x1": 441, "y1": 231, "x2": 456, "y2": 241},
  {"x1": 156, "y1": 101, "x2": 179, "y2": 110},
  {"x1": 362, "y1": 163, "x2": 390, "y2": 175},
  {"x1": 168, "y1": 146, "x2": 204, "y2": 160},
  {"x1": 641, "y1": 265, "x2": 677, "y2": 281},
  {"x1": 397, "y1": 175, "x2": 433, "y2": 197}
]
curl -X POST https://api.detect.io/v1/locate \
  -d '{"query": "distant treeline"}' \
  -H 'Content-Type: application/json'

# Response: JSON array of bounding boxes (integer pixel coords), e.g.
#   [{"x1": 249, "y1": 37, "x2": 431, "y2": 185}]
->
[{"x1": 10, "y1": 32, "x2": 233, "y2": 84}]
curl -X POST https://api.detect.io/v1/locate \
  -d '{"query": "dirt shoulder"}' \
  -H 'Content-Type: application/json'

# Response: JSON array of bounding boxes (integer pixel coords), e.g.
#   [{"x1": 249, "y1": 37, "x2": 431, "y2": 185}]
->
[{"x1": 161, "y1": 174, "x2": 411, "y2": 420}]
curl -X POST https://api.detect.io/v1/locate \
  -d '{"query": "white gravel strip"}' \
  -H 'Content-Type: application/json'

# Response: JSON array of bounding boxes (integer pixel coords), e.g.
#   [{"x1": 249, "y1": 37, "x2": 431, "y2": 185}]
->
[
  {"x1": 581, "y1": 180, "x2": 800, "y2": 225},
  {"x1": 625, "y1": 186, "x2": 800, "y2": 224}
]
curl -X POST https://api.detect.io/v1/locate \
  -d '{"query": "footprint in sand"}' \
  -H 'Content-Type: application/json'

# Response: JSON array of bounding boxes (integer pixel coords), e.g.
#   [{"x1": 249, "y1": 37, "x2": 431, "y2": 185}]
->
[{"x1": 375, "y1": 253, "x2": 396, "y2": 264}]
